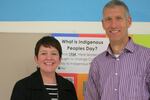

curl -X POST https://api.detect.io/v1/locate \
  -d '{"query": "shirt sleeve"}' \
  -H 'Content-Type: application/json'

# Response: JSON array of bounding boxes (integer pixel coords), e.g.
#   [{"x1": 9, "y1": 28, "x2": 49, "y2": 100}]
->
[
  {"x1": 10, "y1": 81, "x2": 26, "y2": 100},
  {"x1": 146, "y1": 57, "x2": 150, "y2": 94},
  {"x1": 84, "y1": 60, "x2": 100, "y2": 100}
]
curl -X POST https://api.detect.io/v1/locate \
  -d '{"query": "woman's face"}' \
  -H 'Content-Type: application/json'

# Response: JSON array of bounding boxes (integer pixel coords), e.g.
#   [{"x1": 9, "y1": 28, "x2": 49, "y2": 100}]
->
[{"x1": 35, "y1": 45, "x2": 61, "y2": 74}]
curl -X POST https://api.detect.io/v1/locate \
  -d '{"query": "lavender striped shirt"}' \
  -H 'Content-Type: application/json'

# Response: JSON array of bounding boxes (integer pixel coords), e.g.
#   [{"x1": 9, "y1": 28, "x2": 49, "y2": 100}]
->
[{"x1": 85, "y1": 38, "x2": 150, "y2": 100}]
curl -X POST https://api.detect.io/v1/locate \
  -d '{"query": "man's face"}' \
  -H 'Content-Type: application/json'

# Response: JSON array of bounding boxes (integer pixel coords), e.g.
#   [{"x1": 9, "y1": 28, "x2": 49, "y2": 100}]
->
[{"x1": 102, "y1": 6, "x2": 131, "y2": 42}]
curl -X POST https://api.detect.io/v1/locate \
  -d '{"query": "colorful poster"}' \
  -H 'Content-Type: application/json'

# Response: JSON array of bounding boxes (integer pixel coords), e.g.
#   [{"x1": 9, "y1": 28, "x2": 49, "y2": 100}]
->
[
  {"x1": 52, "y1": 33, "x2": 109, "y2": 73},
  {"x1": 51, "y1": 33, "x2": 109, "y2": 99}
]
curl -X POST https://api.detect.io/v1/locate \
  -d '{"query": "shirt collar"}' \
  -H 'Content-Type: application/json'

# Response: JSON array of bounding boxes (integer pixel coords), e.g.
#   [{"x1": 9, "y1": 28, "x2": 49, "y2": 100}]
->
[
  {"x1": 125, "y1": 37, "x2": 135, "y2": 53},
  {"x1": 106, "y1": 37, "x2": 135, "y2": 56}
]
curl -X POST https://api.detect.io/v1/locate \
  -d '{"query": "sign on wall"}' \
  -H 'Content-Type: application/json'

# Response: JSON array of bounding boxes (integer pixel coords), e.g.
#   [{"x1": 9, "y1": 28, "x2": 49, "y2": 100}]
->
[{"x1": 51, "y1": 33, "x2": 109, "y2": 99}]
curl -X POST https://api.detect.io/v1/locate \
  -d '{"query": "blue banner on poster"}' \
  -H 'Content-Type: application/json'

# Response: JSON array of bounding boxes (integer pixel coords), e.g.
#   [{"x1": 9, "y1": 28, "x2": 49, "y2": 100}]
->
[{"x1": 0, "y1": 0, "x2": 150, "y2": 21}]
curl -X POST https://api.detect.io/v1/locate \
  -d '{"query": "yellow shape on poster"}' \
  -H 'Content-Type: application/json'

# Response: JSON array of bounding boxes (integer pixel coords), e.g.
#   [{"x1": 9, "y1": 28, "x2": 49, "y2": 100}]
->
[{"x1": 132, "y1": 34, "x2": 150, "y2": 48}]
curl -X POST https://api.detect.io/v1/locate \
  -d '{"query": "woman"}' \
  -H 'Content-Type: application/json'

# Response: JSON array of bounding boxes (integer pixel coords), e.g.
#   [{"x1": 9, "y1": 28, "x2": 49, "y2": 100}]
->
[{"x1": 11, "y1": 36, "x2": 78, "y2": 100}]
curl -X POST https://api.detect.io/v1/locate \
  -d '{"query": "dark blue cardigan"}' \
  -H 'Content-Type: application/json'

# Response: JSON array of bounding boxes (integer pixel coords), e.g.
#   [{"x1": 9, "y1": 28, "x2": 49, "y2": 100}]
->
[{"x1": 11, "y1": 69, "x2": 78, "y2": 100}]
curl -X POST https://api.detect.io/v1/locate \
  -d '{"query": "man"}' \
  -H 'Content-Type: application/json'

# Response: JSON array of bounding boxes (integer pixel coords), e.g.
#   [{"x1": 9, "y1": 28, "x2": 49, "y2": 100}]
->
[{"x1": 85, "y1": 0, "x2": 150, "y2": 100}]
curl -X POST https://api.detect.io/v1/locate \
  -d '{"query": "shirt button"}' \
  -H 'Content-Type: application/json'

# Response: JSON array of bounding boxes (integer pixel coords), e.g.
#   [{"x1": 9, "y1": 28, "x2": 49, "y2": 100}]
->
[
  {"x1": 116, "y1": 58, "x2": 119, "y2": 61},
  {"x1": 115, "y1": 73, "x2": 118, "y2": 75},
  {"x1": 114, "y1": 88, "x2": 118, "y2": 91}
]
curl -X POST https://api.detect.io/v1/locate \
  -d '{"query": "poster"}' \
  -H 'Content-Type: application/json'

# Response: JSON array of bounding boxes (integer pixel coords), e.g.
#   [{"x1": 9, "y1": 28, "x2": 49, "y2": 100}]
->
[{"x1": 51, "y1": 33, "x2": 109, "y2": 99}]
